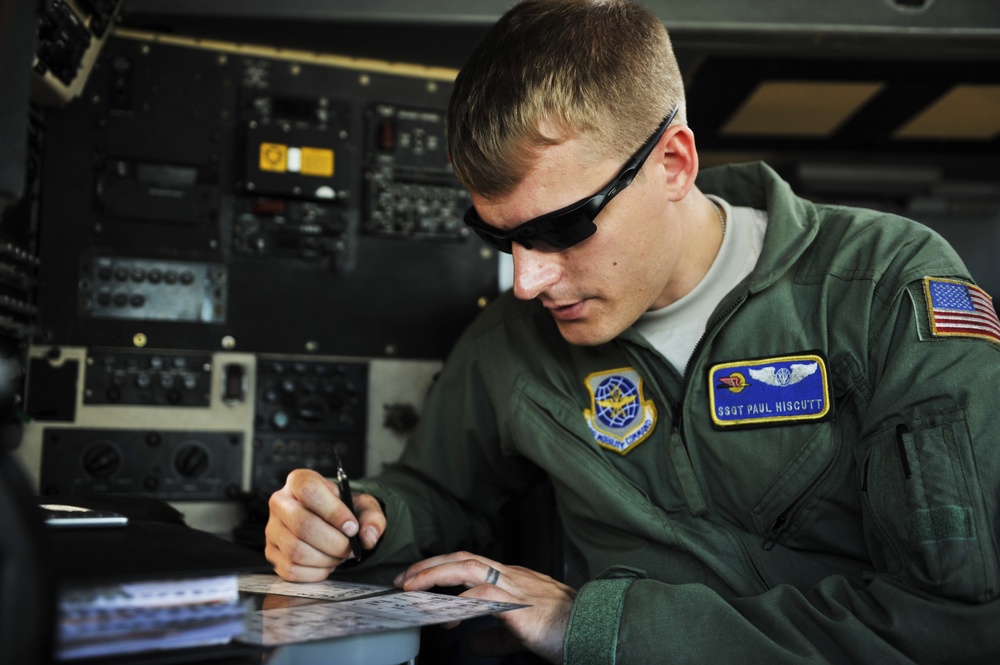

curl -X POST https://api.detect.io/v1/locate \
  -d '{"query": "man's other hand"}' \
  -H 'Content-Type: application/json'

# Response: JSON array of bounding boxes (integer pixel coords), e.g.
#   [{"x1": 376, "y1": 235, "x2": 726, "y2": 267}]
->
[{"x1": 395, "y1": 551, "x2": 577, "y2": 664}]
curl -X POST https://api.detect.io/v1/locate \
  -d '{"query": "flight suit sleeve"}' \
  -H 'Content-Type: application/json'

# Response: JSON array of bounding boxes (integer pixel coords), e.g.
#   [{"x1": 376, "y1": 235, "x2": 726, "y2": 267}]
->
[
  {"x1": 563, "y1": 274, "x2": 1000, "y2": 664},
  {"x1": 352, "y1": 320, "x2": 544, "y2": 567}
]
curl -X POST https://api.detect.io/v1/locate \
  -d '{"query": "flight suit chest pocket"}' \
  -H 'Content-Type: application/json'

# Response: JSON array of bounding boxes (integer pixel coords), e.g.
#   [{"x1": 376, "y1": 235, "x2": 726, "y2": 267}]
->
[{"x1": 746, "y1": 422, "x2": 839, "y2": 539}]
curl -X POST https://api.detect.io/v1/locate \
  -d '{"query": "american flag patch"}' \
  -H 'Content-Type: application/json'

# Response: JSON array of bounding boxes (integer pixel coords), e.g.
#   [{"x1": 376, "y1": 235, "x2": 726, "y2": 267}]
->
[{"x1": 924, "y1": 277, "x2": 1000, "y2": 345}]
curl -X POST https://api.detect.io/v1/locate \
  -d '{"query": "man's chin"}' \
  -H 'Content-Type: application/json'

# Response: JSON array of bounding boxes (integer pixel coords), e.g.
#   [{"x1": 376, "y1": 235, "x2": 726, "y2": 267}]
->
[{"x1": 554, "y1": 318, "x2": 617, "y2": 347}]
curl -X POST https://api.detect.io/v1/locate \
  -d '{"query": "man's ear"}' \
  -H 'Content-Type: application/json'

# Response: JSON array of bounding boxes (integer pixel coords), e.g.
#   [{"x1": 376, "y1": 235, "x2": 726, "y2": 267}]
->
[{"x1": 655, "y1": 125, "x2": 699, "y2": 202}]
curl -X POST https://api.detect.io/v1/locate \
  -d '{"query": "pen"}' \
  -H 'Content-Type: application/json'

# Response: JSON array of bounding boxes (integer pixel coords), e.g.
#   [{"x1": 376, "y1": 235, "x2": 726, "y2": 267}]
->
[{"x1": 335, "y1": 453, "x2": 363, "y2": 562}]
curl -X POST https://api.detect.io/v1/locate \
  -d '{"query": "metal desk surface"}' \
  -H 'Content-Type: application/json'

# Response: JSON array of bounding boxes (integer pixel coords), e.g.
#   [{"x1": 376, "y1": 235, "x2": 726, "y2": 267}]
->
[{"x1": 265, "y1": 627, "x2": 419, "y2": 665}]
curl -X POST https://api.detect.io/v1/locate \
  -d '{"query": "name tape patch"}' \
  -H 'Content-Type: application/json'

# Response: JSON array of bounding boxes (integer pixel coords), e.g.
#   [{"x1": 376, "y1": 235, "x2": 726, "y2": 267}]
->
[
  {"x1": 709, "y1": 353, "x2": 831, "y2": 428},
  {"x1": 583, "y1": 367, "x2": 657, "y2": 455}
]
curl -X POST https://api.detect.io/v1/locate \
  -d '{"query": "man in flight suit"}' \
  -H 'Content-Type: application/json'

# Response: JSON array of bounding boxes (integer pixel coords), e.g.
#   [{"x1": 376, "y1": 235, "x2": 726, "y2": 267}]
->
[{"x1": 266, "y1": 1, "x2": 1000, "y2": 662}]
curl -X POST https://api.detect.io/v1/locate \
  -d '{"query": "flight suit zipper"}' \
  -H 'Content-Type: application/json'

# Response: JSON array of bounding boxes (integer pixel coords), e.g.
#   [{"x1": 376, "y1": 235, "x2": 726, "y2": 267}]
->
[
  {"x1": 761, "y1": 446, "x2": 838, "y2": 550},
  {"x1": 626, "y1": 291, "x2": 750, "y2": 516},
  {"x1": 677, "y1": 292, "x2": 749, "y2": 430},
  {"x1": 761, "y1": 514, "x2": 787, "y2": 551}
]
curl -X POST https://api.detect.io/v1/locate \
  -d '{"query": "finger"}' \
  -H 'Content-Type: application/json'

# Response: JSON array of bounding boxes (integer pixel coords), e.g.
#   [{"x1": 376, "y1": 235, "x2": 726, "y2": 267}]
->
[
  {"x1": 285, "y1": 469, "x2": 361, "y2": 540},
  {"x1": 264, "y1": 506, "x2": 350, "y2": 569},
  {"x1": 394, "y1": 551, "x2": 494, "y2": 587},
  {"x1": 265, "y1": 548, "x2": 334, "y2": 583},
  {"x1": 352, "y1": 493, "x2": 386, "y2": 550},
  {"x1": 265, "y1": 510, "x2": 346, "y2": 568},
  {"x1": 401, "y1": 557, "x2": 506, "y2": 593},
  {"x1": 264, "y1": 523, "x2": 339, "y2": 582},
  {"x1": 268, "y1": 481, "x2": 354, "y2": 561}
]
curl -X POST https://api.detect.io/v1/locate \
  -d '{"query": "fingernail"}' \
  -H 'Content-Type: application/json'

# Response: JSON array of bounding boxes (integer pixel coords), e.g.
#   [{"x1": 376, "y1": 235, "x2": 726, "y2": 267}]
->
[
  {"x1": 342, "y1": 520, "x2": 359, "y2": 537},
  {"x1": 393, "y1": 573, "x2": 403, "y2": 587},
  {"x1": 363, "y1": 526, "x2": 379, "y2": 548}
]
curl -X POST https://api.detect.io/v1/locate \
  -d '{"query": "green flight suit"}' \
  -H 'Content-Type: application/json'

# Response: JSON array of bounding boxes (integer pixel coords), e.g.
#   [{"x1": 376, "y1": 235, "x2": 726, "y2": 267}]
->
[{"x1": 359, "y1": 161, "x2": 1000, "y2": 663}]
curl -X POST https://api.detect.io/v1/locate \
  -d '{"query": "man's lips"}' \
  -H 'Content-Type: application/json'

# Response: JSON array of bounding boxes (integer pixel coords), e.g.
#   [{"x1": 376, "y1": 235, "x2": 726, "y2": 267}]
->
[{"x1": 544, "y1": 299, "x2": 587, "y2": 320}]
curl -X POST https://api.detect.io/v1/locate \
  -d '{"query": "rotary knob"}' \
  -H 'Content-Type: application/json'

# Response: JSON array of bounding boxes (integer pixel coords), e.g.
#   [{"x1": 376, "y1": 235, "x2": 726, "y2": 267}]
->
[
  {"x1": 81, "y1": 442, "x2": 121, "y2": 479},
  {"x1": 174, "y1": 442, "x2": 210, "y2": 478}
]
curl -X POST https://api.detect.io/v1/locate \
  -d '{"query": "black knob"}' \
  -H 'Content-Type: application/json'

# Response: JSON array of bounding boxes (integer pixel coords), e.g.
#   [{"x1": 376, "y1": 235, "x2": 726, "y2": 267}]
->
[
  {"x1": 82, "y1": 443, "x2": 121, "y2": 479},
  {"x1": 174, "y1": 443, "x2": 210, "y2": 478},
  {"x1": 384, "y1": 403, "x2": 419, "y2": 432}
]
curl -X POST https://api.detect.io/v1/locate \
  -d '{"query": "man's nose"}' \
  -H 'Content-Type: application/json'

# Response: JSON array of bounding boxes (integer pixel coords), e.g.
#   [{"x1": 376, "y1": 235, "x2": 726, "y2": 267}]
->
[{"x1": 512, "y1": 243, "x2": 561, "y2": 300}]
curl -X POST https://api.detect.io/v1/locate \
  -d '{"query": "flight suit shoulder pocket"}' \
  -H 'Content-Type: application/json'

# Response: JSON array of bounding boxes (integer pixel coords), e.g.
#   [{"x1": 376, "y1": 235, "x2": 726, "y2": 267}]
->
[{"x1": 861, "y1": 407, "x2": 999, "y2": 602}]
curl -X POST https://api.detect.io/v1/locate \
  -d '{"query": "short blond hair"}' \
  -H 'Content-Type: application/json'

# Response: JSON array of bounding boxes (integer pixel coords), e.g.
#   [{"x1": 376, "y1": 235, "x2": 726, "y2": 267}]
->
[{"x1": 447, "y1": 0, "x2": 685, "y2": 198}]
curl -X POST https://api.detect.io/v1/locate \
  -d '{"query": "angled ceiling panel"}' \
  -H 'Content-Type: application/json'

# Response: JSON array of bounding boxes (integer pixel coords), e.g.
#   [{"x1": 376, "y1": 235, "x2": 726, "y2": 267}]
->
[
  {"x1": 894, "y1": 85, "x2": 1000, "y2": 140},
  {"x1": 720, "y1": 81, "x2": 884, "y2": 137}
]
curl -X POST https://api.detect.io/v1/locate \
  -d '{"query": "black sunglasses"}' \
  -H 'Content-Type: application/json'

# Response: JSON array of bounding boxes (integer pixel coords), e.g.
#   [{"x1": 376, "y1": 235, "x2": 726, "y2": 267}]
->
[{"x1": 463, "y1": 105, "x2": 679, "y2": 254}]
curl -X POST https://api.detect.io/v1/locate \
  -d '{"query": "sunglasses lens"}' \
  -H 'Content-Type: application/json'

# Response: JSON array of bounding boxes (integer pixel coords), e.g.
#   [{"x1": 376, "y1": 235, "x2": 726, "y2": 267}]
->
[
  {"x1": 471, "y1": 227, "x2": 513, "y2": 253},
  {"x1": 522, "y1": 211, "x2": 596, "y2": 252},
  {"x1": 465, "y1": 203, "x2": 597, "y2": 253},
  {"x1": 558, "y1": 213, "x2": 597, "y2": 249}
]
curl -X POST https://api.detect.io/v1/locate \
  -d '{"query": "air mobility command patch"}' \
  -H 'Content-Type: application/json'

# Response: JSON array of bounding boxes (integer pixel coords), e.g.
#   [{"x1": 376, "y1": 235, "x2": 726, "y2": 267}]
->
[
  {"x1": 583, "y1": 367, "x2": 657, "y2": 454},
  {"x1": 922, "y1": 277, "x2": 1000, "y2": 345},
  {"x1": 709, "y1": 352, "x2": 832, "y2": 429}
]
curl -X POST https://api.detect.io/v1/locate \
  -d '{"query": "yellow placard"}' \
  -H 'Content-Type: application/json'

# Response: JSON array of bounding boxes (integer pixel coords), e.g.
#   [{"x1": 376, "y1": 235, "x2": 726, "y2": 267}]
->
[
  {"x1": 259, "y1": 143, "x2": 288, "y2": 172},
  {"x1": 300, "y1": 147, "x2": 334, "y2": 177}
]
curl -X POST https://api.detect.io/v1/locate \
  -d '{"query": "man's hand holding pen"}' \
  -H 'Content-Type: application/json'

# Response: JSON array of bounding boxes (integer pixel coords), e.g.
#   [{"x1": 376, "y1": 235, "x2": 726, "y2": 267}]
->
[
  {"x1": 265, "y1": 468, "x2": 386, "y2": 582},
  {"x1": 265, "y1": 468, "x2": 576, "y2": 663}
]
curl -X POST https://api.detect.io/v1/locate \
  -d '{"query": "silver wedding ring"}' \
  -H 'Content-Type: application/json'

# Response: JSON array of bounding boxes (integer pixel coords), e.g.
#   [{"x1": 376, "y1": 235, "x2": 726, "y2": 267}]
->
[{"x1": 484, "y1": 565, "x2": 500, "y2": 585}]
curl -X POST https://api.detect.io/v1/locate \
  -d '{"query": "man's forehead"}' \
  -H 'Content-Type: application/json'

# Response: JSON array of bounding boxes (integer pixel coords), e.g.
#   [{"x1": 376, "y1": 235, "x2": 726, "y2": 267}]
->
[{"x1": 468, "y1": 141, "x2": 620, "y2": 230}]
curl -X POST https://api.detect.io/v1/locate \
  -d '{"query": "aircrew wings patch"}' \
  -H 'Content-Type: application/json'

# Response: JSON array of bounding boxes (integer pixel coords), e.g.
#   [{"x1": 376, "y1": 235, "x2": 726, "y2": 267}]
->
[{"x1": 709, "y1": 353, "x2": 832, "y2": 429}]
